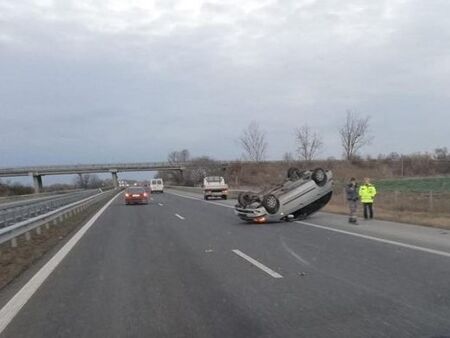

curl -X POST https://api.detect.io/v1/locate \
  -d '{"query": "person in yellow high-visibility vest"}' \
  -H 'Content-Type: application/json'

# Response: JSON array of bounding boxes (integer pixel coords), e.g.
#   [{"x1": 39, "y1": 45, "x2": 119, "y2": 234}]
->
[{"x1": 359, "y1": 177, "x2": 377, "y2": 219}]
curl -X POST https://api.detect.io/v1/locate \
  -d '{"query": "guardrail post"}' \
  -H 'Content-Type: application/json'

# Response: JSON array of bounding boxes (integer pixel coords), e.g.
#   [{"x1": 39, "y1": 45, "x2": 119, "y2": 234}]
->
[
  {"x1": 36, "y1": 226, "x2": 42, "y2": 235},
  {"x1": 45, "y1": 223, "x2": 50, "y2": 230},
  {"x1": 25, "y1": 232, "x2": 31, "y2": 241},
  {"x1": 11, "y1": 238, "x2": 17, "y2": 248}
]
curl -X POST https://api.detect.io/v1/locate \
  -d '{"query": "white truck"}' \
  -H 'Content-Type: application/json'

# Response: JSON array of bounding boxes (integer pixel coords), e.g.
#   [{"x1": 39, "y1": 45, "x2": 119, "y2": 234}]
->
[
  {"x1": 202, "y1": 176, "x2": 228, "y2": 200},
  {"x1": 150, "y1": 179, "x2": 164, "y2": 193}
]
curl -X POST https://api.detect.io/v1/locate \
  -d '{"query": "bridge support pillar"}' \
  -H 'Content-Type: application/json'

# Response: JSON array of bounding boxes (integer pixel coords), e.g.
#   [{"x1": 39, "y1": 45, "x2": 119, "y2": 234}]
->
[
  {"x1": 111, "y1": 171, "x2": 118, "y2": 188},
  {"x1": 32, "y1": 175, "x2": 43, "y2": 193}
]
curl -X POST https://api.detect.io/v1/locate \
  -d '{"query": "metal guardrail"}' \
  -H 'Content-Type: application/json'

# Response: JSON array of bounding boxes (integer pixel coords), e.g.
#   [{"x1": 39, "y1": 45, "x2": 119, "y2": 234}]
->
[
  {"x1": 0, "y1": 189, "x2": 119, "y2": 247},
  {"x1": 0, "y1": 189, "x2": 84, "y2": 204},
  {"x1": 0, "y1": 190, "x2": 90, "y2": 211},
  {"x1": 0, "y1": 190, "x2": 100, "y2": 228}
]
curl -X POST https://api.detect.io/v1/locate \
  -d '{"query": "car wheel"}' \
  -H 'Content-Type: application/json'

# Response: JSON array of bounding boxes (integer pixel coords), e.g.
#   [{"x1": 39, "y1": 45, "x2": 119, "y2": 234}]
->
[
  {"x1": 238, "y1": 191, "x2": 254, "y2": 207},
  {"x1": 312, "y1": 168, "x2": 327, "y2": 186},
  {"x1": 222, "y1": 195, "x2": 227, "y2": 200},
  {"x1": 287, "y1": 167, "x2": 304, "y2": 181},
  {"x1": 262, "y1": 194, "x2": 280, "y2": 214},
  {"x1": 204, "y1": 195, "x2": 209, "y2": 200}
]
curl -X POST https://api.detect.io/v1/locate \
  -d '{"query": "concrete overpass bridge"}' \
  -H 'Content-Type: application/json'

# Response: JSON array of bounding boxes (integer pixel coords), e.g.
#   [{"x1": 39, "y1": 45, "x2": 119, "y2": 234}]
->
[{"x1": 0, "y1": 163, "x2": 186, "y2": 193}]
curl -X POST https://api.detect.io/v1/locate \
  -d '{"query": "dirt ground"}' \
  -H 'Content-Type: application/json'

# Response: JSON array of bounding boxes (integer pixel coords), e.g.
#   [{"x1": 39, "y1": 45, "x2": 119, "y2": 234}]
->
[{"x1": 0, "y1": 200, "x2": 107, "y2": 291}]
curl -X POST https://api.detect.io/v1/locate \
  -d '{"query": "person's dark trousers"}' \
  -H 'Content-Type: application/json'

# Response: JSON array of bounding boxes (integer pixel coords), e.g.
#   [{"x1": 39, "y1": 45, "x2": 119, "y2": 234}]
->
[{"x1": 363, "y1": 203, "x2": 373, "y2": 219}]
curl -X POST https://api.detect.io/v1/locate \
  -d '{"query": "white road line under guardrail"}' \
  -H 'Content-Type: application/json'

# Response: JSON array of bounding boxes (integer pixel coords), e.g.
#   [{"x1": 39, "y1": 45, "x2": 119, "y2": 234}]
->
[{"x1": 0, "y1": 192, "x2": 120, "y2": 335}]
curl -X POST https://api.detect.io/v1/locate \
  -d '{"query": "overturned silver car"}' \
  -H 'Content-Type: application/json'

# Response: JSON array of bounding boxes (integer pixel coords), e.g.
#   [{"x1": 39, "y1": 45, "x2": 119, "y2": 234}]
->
[{"x1": 235, "y1": 168, "x2": 333, "y2": 223}]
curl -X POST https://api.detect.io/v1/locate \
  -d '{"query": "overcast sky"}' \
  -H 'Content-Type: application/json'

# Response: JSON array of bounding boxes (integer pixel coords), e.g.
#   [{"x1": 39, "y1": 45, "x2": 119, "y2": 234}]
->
[{"x1": 1, "y1": 0, "x2": 449, "y2": 171}]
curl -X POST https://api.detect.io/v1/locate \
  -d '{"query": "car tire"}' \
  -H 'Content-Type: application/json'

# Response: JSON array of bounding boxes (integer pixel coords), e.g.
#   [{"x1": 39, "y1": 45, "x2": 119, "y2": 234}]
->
[
  {"x1": 262, "y1": 194, "x2": 280, "y2": 214},
  {"x1": 287, "y1": 167, "x2": 304, "y2": 181},
  {"x1": 238, "y1": 191, "x2": 253, "y2": 207},
  {"x1": 222, "y1": 195, "x2": 227, "y2": 200},
  {"x1": 312, "y1": 168, "x2": 327, "y2": 186},
  {"x1": 204, "y1": 195, "x2": 209, "y2": 200}
]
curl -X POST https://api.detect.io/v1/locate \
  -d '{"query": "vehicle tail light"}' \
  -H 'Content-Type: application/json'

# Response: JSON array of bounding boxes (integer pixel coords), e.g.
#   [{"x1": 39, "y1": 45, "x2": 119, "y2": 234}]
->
[
  {"x1": 125, "y1": 193, "x2": 130, "y2": 197},
  {"x1": 143, "y1": 192, "x2": 148, "y2": 197},
  {"x1": 255, "y1": 216, "x2": 267, "y2": 224}
]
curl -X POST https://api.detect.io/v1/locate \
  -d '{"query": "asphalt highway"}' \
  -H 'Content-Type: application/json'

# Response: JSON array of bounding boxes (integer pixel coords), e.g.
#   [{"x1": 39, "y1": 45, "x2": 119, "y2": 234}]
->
[{"x1": 1, "y1": 190, "x2": 450, "y2": 337}]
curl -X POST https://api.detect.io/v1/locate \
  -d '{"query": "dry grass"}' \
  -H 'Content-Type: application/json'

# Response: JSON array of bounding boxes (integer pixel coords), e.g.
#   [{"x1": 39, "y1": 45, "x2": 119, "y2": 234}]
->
[{"x1": 325, "y1": 196, "x2": 450, "y2": 230}]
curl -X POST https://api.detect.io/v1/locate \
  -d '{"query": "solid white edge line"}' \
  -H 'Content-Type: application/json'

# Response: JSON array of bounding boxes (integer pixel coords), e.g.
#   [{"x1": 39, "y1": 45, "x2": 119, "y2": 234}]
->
[
  {"x1": 232, "y1": 249, "x2": 283, "y2": 278},
  {"x1": 175, "y1": 213, "x2": 185, "y2": 220},
  {"x1": 296, "y1": 220, "x2": 450, "y2": 258},
  {"x1": 0, "y1": 192, "x2": 121, "y2": 334},
  {"x1": 168, "y1": 190, "x2": 450, "y2": 259}
]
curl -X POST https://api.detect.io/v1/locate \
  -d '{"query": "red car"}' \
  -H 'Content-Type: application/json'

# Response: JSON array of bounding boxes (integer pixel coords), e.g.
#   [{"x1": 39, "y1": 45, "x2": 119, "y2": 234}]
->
[{"x1": 124, "y1": 187, "x2": 149, "y2": 205}]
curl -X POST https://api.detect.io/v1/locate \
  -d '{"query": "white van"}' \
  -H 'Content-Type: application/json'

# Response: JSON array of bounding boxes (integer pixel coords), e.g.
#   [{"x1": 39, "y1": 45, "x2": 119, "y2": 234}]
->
[{"x1": 150, "y1": 178, "x2": 164, "y2": 193}]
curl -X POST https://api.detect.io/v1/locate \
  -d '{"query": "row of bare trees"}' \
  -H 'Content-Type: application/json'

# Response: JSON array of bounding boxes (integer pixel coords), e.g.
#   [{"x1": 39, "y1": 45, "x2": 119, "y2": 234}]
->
[{"x1": 238, "y1": 110, "x2": 373, "y2": 162}]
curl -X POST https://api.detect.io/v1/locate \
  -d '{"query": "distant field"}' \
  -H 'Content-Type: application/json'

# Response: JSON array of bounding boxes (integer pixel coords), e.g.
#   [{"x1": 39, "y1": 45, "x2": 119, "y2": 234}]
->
[{"x1": 374, "y1": 177, "x2": 450, "y2": 193}]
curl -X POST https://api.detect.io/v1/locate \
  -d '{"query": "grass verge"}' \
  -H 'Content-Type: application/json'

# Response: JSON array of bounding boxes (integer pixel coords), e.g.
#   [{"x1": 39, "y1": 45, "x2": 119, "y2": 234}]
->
[{"x1": 324, "y1": 202, "x2": 450, "y2": 230}]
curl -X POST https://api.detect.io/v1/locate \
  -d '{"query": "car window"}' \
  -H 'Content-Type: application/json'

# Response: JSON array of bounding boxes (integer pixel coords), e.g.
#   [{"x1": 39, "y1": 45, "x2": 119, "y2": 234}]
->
[
  {"x1": 205, "y1": 177, "x2": 221, "y2": 182},
  {"x1": 127, "y1": 187, "x2": 144, "y2": 193}
]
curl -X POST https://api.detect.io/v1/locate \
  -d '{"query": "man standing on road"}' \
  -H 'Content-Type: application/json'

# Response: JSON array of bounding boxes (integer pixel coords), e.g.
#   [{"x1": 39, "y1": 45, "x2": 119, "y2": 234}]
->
[
  {"x1": 346, "y1": 177, "x2": 359, "y2": 224},
  {"x1": 359, "y1": 177, "x2": 377, "y2": 220}
]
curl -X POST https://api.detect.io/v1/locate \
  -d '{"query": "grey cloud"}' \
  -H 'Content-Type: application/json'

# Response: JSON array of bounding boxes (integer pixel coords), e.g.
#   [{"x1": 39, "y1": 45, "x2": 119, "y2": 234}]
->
[{"x1": 0, "y1": 0, "x2": 449, "y2": 169}]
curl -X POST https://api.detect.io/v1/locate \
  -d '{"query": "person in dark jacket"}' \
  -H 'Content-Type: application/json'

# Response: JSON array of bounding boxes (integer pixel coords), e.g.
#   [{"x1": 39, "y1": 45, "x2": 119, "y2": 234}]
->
[{"x1": 346, "y1": 177, "x2": 359, "y2": 224}]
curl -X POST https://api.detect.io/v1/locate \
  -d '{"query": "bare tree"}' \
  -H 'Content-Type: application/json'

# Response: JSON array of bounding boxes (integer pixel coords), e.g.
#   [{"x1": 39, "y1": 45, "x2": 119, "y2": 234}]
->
[
  {"x1": 434, "y1": 147, "x2": 448, "y2": 160},
  {"x1": 87, "y1": 174, "x2": 103, "y2": 188},
  {"x1": 283, "y1": 152, "x2": 294, "y2": 163},
  {"x1": 238, "y1": 121, "x2": 268, "y2": 162},
  {"x1": 339, "y1": 111, "x2": 373, "y2": 160},
  {"x1": 295, "y1": 125, "x2": 323, "y2": 161},
  {"x1": 74, "y1": 174, "x2": 91, "y2": 189},
  {"x1": 168, "y1": 149, "x2": 190, "y2": 164},
  {"x1": 165, "y1": 149, "x2": 191, "y2": 185}
]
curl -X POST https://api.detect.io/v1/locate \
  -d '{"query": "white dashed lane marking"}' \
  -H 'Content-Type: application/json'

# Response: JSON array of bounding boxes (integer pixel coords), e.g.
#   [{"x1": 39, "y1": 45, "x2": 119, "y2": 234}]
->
[{"x1": 232, "y1": 249, "x2": 283, "y2": 279}]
